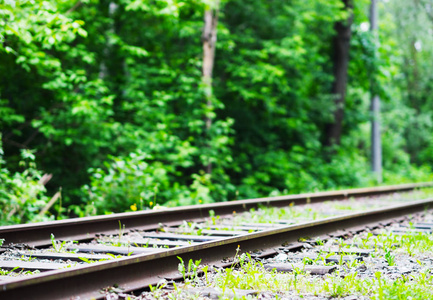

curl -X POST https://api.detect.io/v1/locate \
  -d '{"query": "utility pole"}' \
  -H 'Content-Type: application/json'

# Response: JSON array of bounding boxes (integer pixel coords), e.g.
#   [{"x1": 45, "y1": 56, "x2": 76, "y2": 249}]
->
[{"x1": 370, "y1": 0, "x2": 382, "y2": 183}]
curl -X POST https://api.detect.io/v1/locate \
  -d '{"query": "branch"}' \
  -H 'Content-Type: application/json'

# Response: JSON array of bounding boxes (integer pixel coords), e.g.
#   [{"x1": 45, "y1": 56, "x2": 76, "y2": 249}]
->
[
  {"x1": 38, "y1": 189, "x2": 62, "y2": 217},
  {"x1": 23, "y1": 129, "x2": 40, "y2": 147},
  {"x1": 38, "y1": 173, "x2": 53, "y2": 186},
  {"x1": 66, "y1": 1, "x2": 83, "y2": 14},
  {"x1": 3, "y1": 137, "x2": 27, "y2": 149}
]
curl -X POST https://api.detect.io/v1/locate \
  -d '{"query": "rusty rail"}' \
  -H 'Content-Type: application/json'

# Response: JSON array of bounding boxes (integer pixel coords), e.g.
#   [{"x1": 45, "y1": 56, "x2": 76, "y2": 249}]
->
[{"x1": 0, "y1": 182, "x2": 431, "y2": 247}]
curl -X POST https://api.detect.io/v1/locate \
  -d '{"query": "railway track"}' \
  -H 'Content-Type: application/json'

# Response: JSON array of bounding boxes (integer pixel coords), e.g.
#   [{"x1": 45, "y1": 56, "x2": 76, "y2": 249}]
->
[{"x1": 0, "y1": 182, "x2": 432, "y2": 299}]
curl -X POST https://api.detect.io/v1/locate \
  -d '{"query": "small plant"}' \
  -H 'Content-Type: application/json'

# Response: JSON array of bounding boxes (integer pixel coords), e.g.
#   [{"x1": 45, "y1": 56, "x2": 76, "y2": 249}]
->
[
  {"x1": 178, "y1": 220, "x2": 203, "y2": 235},
  {"x1": 177, "y1": 257, "x2": 202, "y2": 284},
  {"x1": 292, "y1": 264, "x2": 305, "y2": 293},
  {"x1": 149, "y1": 279, "x2": 167, "y2": 292},
  {"x1": 202, "y1": 265, "x2": 209, "y2": 284},
  {"x1": 51, "y1": 234, "x2": 69, "y2": 253},
  {"x1": 0, "y1": 266, "x2": 41, "y2": 276},
  {"x1": 302, "y1": 257, "x2": 314, "y2": 265},
  {"x1": 79, "y1": 253, "x2": 121, "y2": 264},
  {"x1": 79, "y1": 257, "x2": 93, "y2": 264},
  {"x1": 231, "y1": 245, "x2": 242, "y2": 268},
  {"x1": 315, "y1": 238, "x2": 324, "y2": 246},
  {"x1": 374, "y1": 271, "x2": 384, "y2": 300},
  {"x1": 136, "y1": 240, "x2": 149, "y2": 248},
  {"x1": 19, "y1": 255, "x2": 35, "y2": 262},
  {"x1": 345, "y1": 257, "x2": 362, "y2": 269},
  {"x1": 384, "y1": 249, "x2": 395, "y2": 266},
  {"x1": 117, "y1": 221, "x2": 125, "y2": 246},
  {"x1": 0, "y1": 266, "x2": 20, "y2": 275},
  {"x1": 336, "y1": 240, "x2": 347, "y2": 266},
  {"x1": 209, "y1": 210, "x2": 220, "y2": 225},
  {"x1": 362, "y1": 232, "x2": 373, "y2": 248}
]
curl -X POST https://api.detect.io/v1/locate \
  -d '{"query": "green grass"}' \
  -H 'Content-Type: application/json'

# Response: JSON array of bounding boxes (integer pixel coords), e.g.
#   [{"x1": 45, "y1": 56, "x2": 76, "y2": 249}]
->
[
  {"x1": 205, "y1": 259, "x2": 433, "y2": 299},
  {"x1": 225, "y1": 188, "x2": 433, "y2": 227},
  {"x1": 0, "y1": 267, "x2": 41, "y2": 276},
  {"x1": 169, "y1": 225, "x2": 433, "y2": 299}
]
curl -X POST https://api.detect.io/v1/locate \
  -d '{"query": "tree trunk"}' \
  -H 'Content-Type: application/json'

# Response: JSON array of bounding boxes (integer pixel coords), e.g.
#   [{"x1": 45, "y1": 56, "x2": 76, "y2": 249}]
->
[
  {"x1": 202, "y1": 1, "x2": 219, "y2": 174},
  {"x1": 324, "y1": 0, "x2": 353, "y2": 147},
  {"x1": 99, "y1": 2, "x2": 118, "y2": 79}
]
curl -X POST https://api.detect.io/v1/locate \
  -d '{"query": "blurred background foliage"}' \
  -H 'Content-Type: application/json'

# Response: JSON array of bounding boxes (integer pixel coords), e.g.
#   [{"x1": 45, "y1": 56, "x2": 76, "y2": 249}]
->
[{"x1": 0, "y1": 0, "x2": 432, "y2": 224}]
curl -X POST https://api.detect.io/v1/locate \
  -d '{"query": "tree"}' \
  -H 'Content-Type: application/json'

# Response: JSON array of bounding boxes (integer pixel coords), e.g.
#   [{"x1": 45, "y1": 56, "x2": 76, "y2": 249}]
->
[
  {"x1": 381, "y1": 0, "x2": 433, "y2": 167},
  {"x1": 324, "y1": 0, "x2": 354, "y2": 147},
  {"x1": 1, "y1": 0, "x2": 432, "y2": 222}
]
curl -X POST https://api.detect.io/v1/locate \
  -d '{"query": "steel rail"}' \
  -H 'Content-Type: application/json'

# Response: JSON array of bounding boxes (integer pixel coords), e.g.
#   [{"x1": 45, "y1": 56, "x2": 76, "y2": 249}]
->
[
  {"x1": 1, "y1": 197, "x2": 432, "y2": 299},
  {"x1": 0, "y1": 182, "x2": 431, "y2": 247}
]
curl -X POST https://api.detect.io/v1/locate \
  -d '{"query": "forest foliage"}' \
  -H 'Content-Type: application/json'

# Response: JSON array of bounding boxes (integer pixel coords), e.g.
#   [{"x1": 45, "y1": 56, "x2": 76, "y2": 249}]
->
[{"x1": 1, "y1": 0, "x2": 432, "y2": 225}]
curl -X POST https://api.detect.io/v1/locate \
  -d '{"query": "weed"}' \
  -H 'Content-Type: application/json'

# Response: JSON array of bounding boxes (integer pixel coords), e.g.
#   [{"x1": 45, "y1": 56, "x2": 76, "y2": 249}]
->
[
  {"x1": 231, "y1": 245, "x2": 241, "y2": 268},
  {"x1": 79, "y1": 257, "x2": 93, "y2": 263},
  {"x1": 345, "y1": 257, "x2": 362, "y2": 269},
  {"x1": 117, "y1": 221, "x2": 125, "y2": 246},
  {"x1": 384, "y1": 249, "x2": 395, "y2": 266},
  {"x1": 209, "y1": 210, "x2": 220, "y2": 225},
  {"x1": 19, "y1": 255, "x2": 35, "y2": 262},
  {"x1": 177, "y1": 257, "x2": 202, "y2": 284},
  {"x1": 315, "y1": 238, "x2": 324, "y2": 246},
  {"x1": 302, "y1": 257, "x2": 314, "y2": 265},
  {"x1": 149, "y1": 279, "x2": 167, "y2": 292},
  {"x1": 362, "y1": 232, "x2": 373, "y2": 248},
  {"x1": 0, "y1": 266, "x2": 20, "y2": 275},
  {"x1": 375, "y1": 271, "x2": 384, "y2": 300},
  {"x1": 79, "y1": 253, "x2": 121, "y2": 263},
  {"x1": 178, "y1": 220, "x2": 204, "y2": 236},
  {"x1": 292, "y1": 265, "x2": 304, "y2": 292},
  {"x1": 0, "y1": 266, "x2": 41, "y2": 276},
  {"x1": 202, "y1": 265, "x2": 209, "y2": 284},
  {"x1": 50, "y1": 233, "x2": 69, "y2": 253},
  {"x1": 376, "y1": 230, "x2": 433, "y2": 256}
]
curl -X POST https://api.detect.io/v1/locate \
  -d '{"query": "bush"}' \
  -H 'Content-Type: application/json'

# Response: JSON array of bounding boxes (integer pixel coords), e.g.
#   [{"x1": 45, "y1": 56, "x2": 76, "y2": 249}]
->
[
  {"x1": 0, "y1": 140, "x2": 52, "y2": 225},
  {"x1": 81, "y1": 151, "x2": 220, "y2": 215}
]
